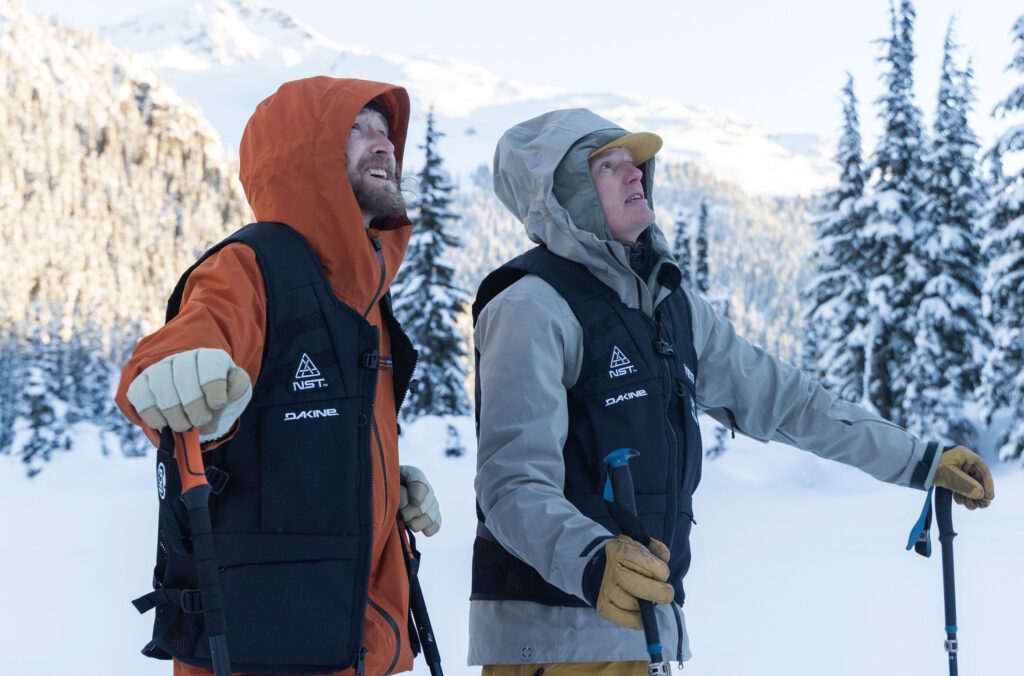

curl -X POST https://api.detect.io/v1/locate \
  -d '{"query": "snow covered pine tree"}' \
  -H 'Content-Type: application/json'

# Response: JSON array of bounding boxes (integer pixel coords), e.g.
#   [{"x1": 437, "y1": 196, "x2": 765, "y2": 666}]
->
[
  {"x1": 803, "y1": 73, "x2": 869, "y2": 402},
  {"x1": 392, "y1": 108, "x2": 471, "y2": 419},
  {"x1": 860, "y1": 0, "x2": 928, "y2": 424},
  {"x1": 904, "y1": 21, "x2": 987, "y2": 446},
  {"x1": 695, "y1": 197, "x2": 711, "y2": 294},
  {"x1": 980, "y1": 13, "x2": 1024, "y2": 462},
  {"x1": 672, "y1": 210, "x2": 692, "y2": 285}
]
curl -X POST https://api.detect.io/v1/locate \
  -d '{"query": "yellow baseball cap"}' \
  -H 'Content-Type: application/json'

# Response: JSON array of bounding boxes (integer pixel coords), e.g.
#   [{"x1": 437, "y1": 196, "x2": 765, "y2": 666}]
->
[{"x1": 588, "y1": 131, "x2": 663, "y2": 166}]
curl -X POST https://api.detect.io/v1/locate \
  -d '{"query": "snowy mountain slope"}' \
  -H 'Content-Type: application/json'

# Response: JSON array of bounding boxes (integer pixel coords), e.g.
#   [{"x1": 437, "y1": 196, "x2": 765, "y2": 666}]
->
[
  {"x1": 96, "y1": 0, "x2": 826, "y2": 363},
  {"x1": 100, "y1": 0, "x2": 834, "y2": 197},
  {"x1": 0, "y1": 0, "x2": 251, "y2": 344},
  {"x1": 0, "y1": 0, "x2": 254, "y2": 472}
]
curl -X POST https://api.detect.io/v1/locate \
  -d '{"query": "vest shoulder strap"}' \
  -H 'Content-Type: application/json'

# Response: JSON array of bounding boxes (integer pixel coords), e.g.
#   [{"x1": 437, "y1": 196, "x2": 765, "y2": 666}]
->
[
  {"x1": 165, "y1": 222, "x2": 325, "y2": 322},
  {"x1": 472, "y1": 246, "x2": 611, "y2": 325}
]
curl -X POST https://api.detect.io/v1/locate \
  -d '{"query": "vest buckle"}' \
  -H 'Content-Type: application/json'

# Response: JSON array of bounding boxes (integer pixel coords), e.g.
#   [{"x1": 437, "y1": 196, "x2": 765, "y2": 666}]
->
[
  {"x1": 654, "y1": 338, "x2": 675, "y2": 356},
  {"x1": 205, "y1": 465, "x2": 230, "y2": 495},
  {"x1": 180, "y1": 588, "x2": 204, "y2": 614},
  {"x1": 361, "y1": 352, "x2": 394, "y2": 371}
]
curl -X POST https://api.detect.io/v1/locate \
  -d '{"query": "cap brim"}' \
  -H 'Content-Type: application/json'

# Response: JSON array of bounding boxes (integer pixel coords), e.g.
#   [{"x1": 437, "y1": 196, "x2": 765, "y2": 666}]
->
[{"x1": 588, "y1": 131, "x2": 663, "y2": 166}]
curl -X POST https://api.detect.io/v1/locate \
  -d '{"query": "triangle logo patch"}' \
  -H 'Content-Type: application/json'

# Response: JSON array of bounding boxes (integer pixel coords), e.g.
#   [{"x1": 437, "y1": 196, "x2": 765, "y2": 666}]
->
[
  {"x1": 609, "y1": 346, "x2": 632, "y2": 369},
  {"x1": 295, "y1": 353, "x2": 321, "y2": 380}
]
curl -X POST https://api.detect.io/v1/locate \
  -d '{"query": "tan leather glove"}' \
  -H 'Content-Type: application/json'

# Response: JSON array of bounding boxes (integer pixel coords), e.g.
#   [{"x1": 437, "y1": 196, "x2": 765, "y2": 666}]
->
[
  {"x1": 126, "y1": 348, "x2": 252, "y2": 443},
  {"x1": 596, "y1": 535, "x2": 674, "y2": 630},
  {"x1": 932, "y1": 446, "x2": 995, "y2": 510}
]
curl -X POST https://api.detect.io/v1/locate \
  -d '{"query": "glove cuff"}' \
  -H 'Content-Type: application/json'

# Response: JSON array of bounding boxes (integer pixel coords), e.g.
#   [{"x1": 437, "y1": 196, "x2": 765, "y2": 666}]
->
[{"x1": 581, "y1": 547, "x2": 607, "y2": 608}]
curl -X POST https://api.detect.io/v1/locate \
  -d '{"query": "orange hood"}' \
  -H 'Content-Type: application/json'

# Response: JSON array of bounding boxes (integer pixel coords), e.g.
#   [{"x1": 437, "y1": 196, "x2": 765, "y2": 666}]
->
[{"x1": 239, "y1": 77, "x2": 412, "y2": 311}]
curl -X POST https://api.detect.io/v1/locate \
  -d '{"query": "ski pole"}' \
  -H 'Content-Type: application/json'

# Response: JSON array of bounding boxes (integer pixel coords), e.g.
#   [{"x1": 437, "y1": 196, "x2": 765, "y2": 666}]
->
[
  {"x1": 906, "y1": 487, "x2": 960, "y2": 676},
  {"x1": 934, "y1": 487, "x2": 959, "y2": 676},
  {"x1": 400, "y1": 517, "x2": 444, "y2": 676},
  {"x1": 602, "y1": 448, "x2": 672, "y2": 676},
  {"x1": 175, "y1": 428, "x2": 232, "y2": 676}
]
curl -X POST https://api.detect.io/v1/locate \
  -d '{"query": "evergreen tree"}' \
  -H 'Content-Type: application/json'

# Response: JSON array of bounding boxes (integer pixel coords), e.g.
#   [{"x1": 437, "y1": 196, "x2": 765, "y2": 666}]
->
[
  {"x1": 695, "y1": 198, "x2": 710, "y2": 293},
  {"x1": 860, "y1": 0, "x2": 928, "y2": 422},
  {"x1": 803, "y1": 74, "x2": 869, "y2": 400},
  {"x1": 903, "y1": 23, "x2": 987, "y2": 445},
  {"x1": 0, "y1": 335, "x2": 20, "y2": 456},
  {"x1": 980, "y1": 14, "x2": 1024, "y2": 462},
  {"x1": 672, "y1": 211, "x2": 693, "y2": 285},
  {"x1": 14, "y1": 330, "x2": 71, "y2": 477},
  {"x1": 392, "y1": 109, "x2": 470, "y2": 420}
]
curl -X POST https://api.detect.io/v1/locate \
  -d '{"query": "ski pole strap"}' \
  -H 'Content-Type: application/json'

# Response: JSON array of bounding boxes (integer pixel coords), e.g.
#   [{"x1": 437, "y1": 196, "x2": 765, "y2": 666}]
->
[
  {"x1": 906, "y1": 486, "x2": 934, "y2": 558},
  {"x1": 132, "y1": 588, "x2": 204, "y2": 614}
]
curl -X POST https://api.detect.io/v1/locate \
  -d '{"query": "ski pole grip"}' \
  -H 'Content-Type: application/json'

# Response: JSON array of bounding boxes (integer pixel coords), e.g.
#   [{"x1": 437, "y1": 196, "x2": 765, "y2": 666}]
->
[
  {"x1": 175, "y1": 427, "x2": 208, "y2": 493},
  {"x1": 603, "y1": 449, "x2": 649, "y2": 545}
]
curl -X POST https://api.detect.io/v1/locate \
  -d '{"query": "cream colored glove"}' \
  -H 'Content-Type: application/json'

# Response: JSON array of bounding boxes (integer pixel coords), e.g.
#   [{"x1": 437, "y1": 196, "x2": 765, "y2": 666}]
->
[
  {"x1": 932, "y1": 445, "x2": 995, "y2": 510},
  {"x1": 596, "y1": 535, "x2": 674, "y2": 630},
  {"x1": 399, "y1": 465, "x2": 441, "y2": 536},
  {"x1": 126, "y1": 348, "x2": 252, "y2": 443}
]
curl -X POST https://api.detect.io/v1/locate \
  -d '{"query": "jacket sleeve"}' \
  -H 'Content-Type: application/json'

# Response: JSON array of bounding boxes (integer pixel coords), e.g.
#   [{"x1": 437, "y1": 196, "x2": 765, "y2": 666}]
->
[
  {"x1": 474, "y1": 275, "x2": 612, "y2": 600},
  {"x1": 683, "y1": 287, "x2": 941, "y2": 489},
  {"x1": 114, "y1": 243, "x2": 268, "y2": 450}
]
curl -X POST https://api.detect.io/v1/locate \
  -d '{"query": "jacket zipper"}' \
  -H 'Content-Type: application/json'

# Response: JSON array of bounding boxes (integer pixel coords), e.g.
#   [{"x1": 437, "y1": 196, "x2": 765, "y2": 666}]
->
[
  {"x1": 364, "y1": 235, "x2": 389, "y2": 511},
  {"x1": 651, "y1": 309, "x2": 680, "y2": 546},
  {"x1": 355, "y1": 340, "x2": 379, "y2": 675},
  {"x1": 364, "y1": 236, "x2": 386, "y2": 319},
  {"x1": 395, "y1": 350, "x2": 418, "y2": 416},
  {"x1": 360, "y1": 234, "x2": 388, "y2": 670},
  {"x1": 672, "y1": 603, "x2": 684, "y2": 666},
  {"x1": 371, "y1": 416, "x2": 388, "y2": 513},
  {"x1": 368, "y1": 598, "x2": 402, "y2": 675}
]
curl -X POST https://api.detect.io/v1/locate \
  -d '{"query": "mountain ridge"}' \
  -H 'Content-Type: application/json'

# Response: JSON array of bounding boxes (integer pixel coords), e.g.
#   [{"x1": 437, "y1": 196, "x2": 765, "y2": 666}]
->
[{"x1": 101, "y1": 0, "x2": 835, "y2": 198}]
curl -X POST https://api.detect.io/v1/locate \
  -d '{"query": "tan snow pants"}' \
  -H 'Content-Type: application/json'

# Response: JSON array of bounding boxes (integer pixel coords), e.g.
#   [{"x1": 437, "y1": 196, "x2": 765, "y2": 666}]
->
[{"x1": 482, "y1": 661, "x2": 650, "y2": 675}]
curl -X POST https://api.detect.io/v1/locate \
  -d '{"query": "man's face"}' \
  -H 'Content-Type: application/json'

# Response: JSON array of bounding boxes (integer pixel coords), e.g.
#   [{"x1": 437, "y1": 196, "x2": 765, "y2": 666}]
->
[
  {"x1": 346, "y1": 107, "x2": 404, "y2": 227},
  {"x1": 588, "y1": 146, "x2": 655, "y2": 244}
]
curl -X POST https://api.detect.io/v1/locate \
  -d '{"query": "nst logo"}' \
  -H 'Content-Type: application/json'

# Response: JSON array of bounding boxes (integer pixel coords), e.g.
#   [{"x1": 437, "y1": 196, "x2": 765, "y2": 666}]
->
[
  {"x1": 284, "y1": 408, "x2": 339, "y2": 421},
  {"x1": 292, "y1": 353, "x2": 329, "y2": 391},
  {"x1": 608, "y1": 346, "x2": 638, "y2": 379},
  {"x1": 293, "y1": 378, "x2": 328, "y2": 391}
]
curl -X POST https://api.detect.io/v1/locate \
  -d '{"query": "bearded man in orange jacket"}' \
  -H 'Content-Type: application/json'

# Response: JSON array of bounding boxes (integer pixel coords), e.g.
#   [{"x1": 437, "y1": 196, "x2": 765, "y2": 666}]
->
[{"x1": 116, "y1": 77, "x2": 440, "y2": 676}]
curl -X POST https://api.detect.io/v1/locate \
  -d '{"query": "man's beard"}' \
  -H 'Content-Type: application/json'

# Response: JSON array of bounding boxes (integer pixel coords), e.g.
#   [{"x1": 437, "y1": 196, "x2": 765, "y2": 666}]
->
[{"x1": 346, "y1": 155, "x2": 405, "y2": 225}]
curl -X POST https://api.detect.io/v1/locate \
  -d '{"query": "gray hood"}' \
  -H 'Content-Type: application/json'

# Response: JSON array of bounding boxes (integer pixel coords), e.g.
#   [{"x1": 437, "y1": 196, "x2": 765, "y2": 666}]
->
[{"x1": 493, "y1": 108, "x2": 677, "y2": 314}]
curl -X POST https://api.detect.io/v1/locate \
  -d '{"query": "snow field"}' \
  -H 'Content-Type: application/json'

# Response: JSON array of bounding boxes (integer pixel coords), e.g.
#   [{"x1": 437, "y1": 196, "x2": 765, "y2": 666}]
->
[{"x1": 0, "y1": 415, "x2": 1019, "y2": 675}]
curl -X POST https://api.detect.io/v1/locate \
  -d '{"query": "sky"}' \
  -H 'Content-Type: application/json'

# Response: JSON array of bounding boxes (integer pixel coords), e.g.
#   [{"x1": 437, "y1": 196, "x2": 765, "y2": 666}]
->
[{"x1": 21, "y1": 0, "x2": 1022, "y2": 147}]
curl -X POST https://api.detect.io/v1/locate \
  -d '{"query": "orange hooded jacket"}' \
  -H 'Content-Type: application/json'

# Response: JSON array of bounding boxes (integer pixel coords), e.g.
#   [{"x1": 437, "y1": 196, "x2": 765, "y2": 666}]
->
[{"x1": 116, "y1": 77, "x2": 416, "y2": 676}]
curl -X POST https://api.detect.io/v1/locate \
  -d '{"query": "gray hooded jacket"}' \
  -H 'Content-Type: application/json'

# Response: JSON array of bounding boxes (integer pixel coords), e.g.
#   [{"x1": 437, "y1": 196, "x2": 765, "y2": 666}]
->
[{"x1": 469, "y1": 109, "x2": 940, "y2": 666}]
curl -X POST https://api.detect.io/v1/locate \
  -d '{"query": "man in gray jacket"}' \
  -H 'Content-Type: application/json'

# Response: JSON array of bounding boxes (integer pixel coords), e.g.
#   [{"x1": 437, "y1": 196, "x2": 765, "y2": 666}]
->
[{"x1": 470, "y1": 108, "x2": 994, "y2": 675}]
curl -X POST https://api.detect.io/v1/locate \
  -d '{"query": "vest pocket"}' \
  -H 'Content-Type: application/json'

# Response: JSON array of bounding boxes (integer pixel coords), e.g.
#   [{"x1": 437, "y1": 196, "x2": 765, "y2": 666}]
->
[
  {"x1": 259, "y1": 397, "x2": 366, "y2": 534},
  {"x1": 213, "y1": 532, "x2": 364, "y2": 670},
  {"x1": 574, "y1": 377, "x2": 665, "y2": 481}
]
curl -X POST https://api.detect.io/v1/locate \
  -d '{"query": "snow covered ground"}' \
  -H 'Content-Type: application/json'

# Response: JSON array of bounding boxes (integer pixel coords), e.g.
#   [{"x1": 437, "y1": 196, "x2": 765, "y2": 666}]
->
[{"x1": 1, "y1": 415, "x2": 1020, "y2": 675}]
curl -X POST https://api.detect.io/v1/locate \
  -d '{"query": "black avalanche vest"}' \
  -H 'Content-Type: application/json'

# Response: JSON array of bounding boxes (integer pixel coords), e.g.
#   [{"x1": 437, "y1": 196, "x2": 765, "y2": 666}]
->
[
  {"x1": 471, "y1": 246, "x2": 703, "y2": 607},
  {"x1": 132, "y1": 222, "x2": 416, "y2": 674}
]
